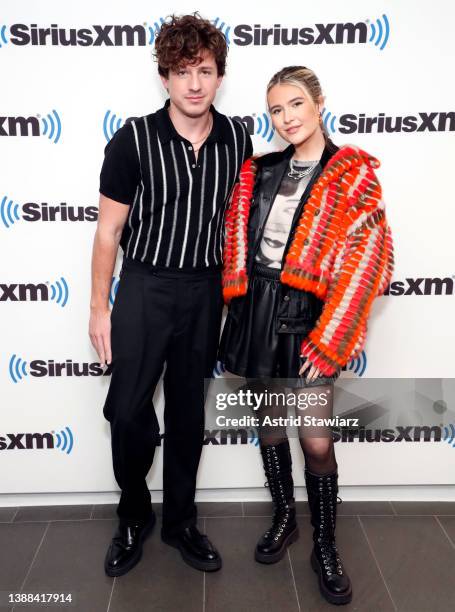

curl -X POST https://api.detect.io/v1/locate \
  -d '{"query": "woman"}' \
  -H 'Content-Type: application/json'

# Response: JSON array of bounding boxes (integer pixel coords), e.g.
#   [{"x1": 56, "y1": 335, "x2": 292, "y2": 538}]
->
[{"x1": 219, "y1": 66, "x2": 394, "y2": 605}]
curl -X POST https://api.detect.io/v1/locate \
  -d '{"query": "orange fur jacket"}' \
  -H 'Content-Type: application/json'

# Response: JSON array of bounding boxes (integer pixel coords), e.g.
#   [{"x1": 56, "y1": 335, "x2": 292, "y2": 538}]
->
[{"x1": 222, "y1": 145, "x2": 394, "y2": 376}]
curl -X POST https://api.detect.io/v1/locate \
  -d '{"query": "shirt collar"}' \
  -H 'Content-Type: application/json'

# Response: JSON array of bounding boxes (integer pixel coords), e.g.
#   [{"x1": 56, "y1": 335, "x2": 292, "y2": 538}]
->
[{"x1": 156, "y1": 98, "x2": 229, "y2": 144}]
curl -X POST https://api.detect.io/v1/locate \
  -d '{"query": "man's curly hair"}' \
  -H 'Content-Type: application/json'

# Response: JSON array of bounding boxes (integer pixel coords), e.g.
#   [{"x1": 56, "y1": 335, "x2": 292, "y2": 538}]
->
[{"x1": 154, "y1": 13, "x2": 228, "y2": 77}]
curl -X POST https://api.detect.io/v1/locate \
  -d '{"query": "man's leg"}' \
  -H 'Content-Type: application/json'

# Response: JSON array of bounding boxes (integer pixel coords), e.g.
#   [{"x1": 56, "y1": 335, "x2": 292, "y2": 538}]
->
[
  {"x1": 160, "y1": 269, "x2": 223, "y2": 570},
  {"x1": 104, "y1": 265, "x2": 175, "y2": 521}
]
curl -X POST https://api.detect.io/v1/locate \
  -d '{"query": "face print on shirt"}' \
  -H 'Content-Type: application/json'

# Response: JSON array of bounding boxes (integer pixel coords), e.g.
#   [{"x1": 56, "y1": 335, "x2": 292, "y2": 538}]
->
[{"x1": 256, "y1": 163, "x2": 318, "y2": 268}]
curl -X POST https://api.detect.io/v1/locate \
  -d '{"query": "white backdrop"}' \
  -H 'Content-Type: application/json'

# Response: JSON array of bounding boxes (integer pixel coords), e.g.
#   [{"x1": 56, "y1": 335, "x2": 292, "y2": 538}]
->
[{"x1": 1, "y1": 0, "x2": 454, "y2": 499}]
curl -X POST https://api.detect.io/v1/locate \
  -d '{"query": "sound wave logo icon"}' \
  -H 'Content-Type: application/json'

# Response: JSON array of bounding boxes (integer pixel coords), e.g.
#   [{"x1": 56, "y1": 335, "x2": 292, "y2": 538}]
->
[
  {"x1": 443, "y1": 423, "x2": 455, "y2": 448},
  {"x1": 49, "y1": 277, "x2": 69, "y2": 307},
  {"x1": 39, "y1": 109, "x2": 62, "y2": 143},
  {"x1": 367, "y1": 14, "x2": 390, "y2": 51},
  {"x1": 256, "y1": 113, "x2": 275, "y2": 142},
  {"x1": 52, "y1": 426, "x2": 74, "y2": 454},
  {"x1": 321, "y1": 107, "x2": 337, "y2": 133},
  {"x1": 0, "y1": 25, "x2": 8, "y2": 48},
  {"x1": 109, "y1": 276, "x2": 120, "y2": 306},
  {"x1": 212, "y1": 360, "x2": 226, "y2": 378},
  {"x1": 9, "y1": 354, "x2": 28, "y2": 383},
  {"x1": 0, "y1": 195, "x2": 21, "y2": 228},
  {"x1": 213, "y1": 17, "x2": 231, "y2": 44},
  {"x1": 343, "y1": 350, "x2": 367, "y2": 377},
  {"x1": 148, "y1": 18, "x2": 165, "y2": 45},
  {"x1": 249, "y1": 427, "x2": 259, "y2": 447},
  {"x1": 103, "y1": 110, "x2": 123, "y2": 142}
]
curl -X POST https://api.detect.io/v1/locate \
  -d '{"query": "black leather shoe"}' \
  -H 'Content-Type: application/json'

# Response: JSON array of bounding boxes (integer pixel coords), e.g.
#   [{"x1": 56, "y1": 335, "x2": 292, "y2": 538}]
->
[
  {"x1": 162, "y1": 525, "x2": 222, "y2": 572},
  {"x1": 104, "y1": 512, "x2": 156, "y2": 577}
]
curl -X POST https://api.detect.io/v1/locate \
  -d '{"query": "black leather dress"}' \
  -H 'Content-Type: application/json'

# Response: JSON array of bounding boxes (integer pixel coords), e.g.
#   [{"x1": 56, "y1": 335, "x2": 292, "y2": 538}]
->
[{"x1": 218, "y1": 140, "x2": 341, "y2": 385}]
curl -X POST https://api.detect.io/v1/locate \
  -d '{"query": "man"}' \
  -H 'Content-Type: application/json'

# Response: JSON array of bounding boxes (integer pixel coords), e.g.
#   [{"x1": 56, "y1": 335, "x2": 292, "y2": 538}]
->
[{"x1": 89, "y1": 13, "x2": 252, "y2": 576}]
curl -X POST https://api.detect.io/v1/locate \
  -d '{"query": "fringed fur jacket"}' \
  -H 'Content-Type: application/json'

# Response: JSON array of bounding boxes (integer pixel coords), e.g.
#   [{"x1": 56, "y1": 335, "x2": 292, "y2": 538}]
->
[{"x1": 222, "y1": 142, "x2": 394, "y2": 376}]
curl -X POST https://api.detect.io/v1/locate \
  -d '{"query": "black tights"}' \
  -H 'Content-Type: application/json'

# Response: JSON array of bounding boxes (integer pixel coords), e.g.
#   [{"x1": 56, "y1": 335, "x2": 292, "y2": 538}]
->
[{"x1": 255, "y1": 382, "x2": 337, "y2": 475}]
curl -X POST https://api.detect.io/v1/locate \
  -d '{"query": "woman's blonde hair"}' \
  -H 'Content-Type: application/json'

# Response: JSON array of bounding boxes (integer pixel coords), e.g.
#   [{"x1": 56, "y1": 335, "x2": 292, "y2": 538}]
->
[{"x1": 266, "y1": 65, "x2": 329, "y2": 141}]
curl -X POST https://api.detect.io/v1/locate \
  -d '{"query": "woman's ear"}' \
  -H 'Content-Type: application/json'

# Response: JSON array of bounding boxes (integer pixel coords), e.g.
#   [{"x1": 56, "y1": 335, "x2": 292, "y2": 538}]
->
[{"x1": 317, "y1": 95, "x2": 325, "y2": 115}]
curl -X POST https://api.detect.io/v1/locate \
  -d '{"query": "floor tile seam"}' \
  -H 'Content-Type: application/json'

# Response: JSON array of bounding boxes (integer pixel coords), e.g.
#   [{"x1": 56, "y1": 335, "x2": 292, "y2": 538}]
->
[
  {"x1": 286, "y1": 548, "x2": 302, "y2": 612},
  {"x1": 106, "y1": 577, "x2": 116, "y2": 612},
  {"x1": 434, "y1": 515, "x2": 455, "y2": 550},
  {"x1": 12, "y1": 522, "x2": 50, "y2": 612},
  {"x1": 357, "y1": 516, "x2": 398, "y2": 612}
]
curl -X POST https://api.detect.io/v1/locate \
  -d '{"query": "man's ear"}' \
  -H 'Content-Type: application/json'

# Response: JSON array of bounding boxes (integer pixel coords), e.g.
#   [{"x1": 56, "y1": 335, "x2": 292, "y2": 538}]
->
[
  {"x1": 216, "y1": 75, "x2": 223, "y2": 89},
  {"x1": 160, "y1": 74, "x2": 169, "y2": 92}
]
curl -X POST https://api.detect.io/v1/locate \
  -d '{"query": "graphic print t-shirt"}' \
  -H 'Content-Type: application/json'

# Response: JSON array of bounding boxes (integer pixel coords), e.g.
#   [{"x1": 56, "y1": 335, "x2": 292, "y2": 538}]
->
[{"x1": 255, "y1": 161, "x2": 319, "y2": 269}]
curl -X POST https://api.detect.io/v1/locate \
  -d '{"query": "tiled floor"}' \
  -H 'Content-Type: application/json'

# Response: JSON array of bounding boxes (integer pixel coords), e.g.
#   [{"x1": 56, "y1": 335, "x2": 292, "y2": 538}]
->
[{"x1": 1, "y1": 501, "x2": 455, "y2": 611}]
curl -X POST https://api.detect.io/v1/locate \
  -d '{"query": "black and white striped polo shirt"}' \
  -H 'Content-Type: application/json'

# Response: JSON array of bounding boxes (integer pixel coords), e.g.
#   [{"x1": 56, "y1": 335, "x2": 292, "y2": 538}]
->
[{"x1": 99, "y1": 99, "x2": 252, "y2": 268}]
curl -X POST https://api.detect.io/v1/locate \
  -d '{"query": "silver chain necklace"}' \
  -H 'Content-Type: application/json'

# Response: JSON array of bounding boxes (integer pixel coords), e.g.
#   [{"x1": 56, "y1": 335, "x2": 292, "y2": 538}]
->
[{"x1": 288, "y1": 158, "x2": 318, "y2": 180}]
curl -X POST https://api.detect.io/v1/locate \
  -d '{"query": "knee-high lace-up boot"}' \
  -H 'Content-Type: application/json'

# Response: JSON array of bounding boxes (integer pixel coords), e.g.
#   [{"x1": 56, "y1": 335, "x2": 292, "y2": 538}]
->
[
  {"x1": 255, "y1": 440, "x2": 299, "y2": 563},
  {"x1": 305, "y1": 469, "x2": 352, "y2": 605}
]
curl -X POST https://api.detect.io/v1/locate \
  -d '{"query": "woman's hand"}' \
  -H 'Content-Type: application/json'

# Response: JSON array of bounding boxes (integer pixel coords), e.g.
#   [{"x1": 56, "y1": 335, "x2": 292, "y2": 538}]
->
[{"x1": 299, "y1": 355, "x2": 323, "y2": 383}]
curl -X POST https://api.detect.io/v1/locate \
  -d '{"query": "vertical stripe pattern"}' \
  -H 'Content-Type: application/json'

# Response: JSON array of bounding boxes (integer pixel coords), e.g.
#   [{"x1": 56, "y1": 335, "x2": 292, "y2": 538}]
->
[{"x1": 111, "y1": 103, "x2": 252, "y2": 268}]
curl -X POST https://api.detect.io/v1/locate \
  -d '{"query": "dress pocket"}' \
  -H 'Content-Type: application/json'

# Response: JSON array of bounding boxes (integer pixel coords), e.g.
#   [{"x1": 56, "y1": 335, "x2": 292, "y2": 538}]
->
[{"x1": 276, "y1": 289, "x2": 317, "y2": 334}]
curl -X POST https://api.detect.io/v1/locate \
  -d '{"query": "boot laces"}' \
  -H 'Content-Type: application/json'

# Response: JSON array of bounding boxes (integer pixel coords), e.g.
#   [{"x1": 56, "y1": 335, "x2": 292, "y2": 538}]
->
[{"x1": 319, "y1": 540, "x2": 344, "y2": 576}]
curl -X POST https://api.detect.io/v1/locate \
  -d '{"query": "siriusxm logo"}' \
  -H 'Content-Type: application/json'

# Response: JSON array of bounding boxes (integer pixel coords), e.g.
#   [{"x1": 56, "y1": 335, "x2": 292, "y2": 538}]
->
[
  {"x1": 0, "y1": 426, "x2": 74, "y2": 454},
  {"x1": 104, "y1": 110, "x2": 275, "y2": 143},
  {"x1": 384, "y1": 277, "x2": 454, "y2": 296},
  {"x1": 213, "y1": 360, "x2": 226, "y2": 378},
  {"x1": 8, "y1": 355, "x2": 112, "y2": 383},
  {"x1": 0, "y1": 23, "x2": 161, "y2": 47},
  {"x1": 231, "y1": 14, "x2": 390, "y2": 49},
  {"x1": 342, "y1": 351, "x2": 367, "y2": 377},
  {"x1": 103, "y1": 111, "x2": 137, "y2": 142},
  {"x1": 0, "y1": 18, "x2": 228, "y2": 48},
  {"x1": 443, "y1": 423, "x2": 455, "y2": 448},
  {"x1": 213, "y1": 17, "x2": 230, "y2": 44},
  {"x1": 0, "y1": 110, "x2": 61, "y2": 142},
  {"x1": 334, "y1": 424, "x2": 450, "y2": 444},
  {"x1": 0, "y1": 278, "x2": 69, "y2": 306},
  {"x1": 0, "y1": 197, "x2": 97, "y2": 228},
  {"x1": 232, "y1": 113, "x2": 275, "y2": 142},
  {"x1": 322, "y1": 108, "x2": 455, "y2": 134},
  {"x1": 204, "y1": 427, "x2": 259, "y2": 445},
  {"x1": 1, "y1": 16, "x2": 389, "y2": 49},
  {"x1": 110, "y1": 276, "x2": 120, "y2": 306}
]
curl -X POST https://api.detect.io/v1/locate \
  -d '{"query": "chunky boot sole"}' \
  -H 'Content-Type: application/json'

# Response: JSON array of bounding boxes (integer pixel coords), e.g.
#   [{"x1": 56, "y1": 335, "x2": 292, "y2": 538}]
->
[
  {"x1": 311, "y1": 549, "x2": 352, "y2": 605},
  {"x1": 104, "y1": 515, "x2": 156, "y2": 577},
  {"x1": 161, "y1": 535, "x2": 222, "y2": 572},
  {"x1": 255, "y1": 526, "x2": 299, "y2": 564}
]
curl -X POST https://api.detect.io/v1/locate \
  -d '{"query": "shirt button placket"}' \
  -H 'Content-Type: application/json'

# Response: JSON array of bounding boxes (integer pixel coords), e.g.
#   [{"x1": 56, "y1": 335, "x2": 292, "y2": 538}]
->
[{"x1": 187, "y1": 144, "x2": 197, "y2": 169}]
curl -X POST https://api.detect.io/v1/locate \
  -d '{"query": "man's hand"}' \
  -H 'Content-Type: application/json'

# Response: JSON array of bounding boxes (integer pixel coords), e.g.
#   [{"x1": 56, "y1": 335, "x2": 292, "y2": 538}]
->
[
  {"x1": 89, "y1": 194, "x2": 129, "y2": 366},
  {"x1": 89, "y1": 307, "x2": 112, "y2": 365}
]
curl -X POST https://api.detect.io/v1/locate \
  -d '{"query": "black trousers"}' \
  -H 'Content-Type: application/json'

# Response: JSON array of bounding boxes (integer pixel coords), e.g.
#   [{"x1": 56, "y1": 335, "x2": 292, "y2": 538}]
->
[{"x1": 103, "y1": 256, "x2": 223, "y2": 536}]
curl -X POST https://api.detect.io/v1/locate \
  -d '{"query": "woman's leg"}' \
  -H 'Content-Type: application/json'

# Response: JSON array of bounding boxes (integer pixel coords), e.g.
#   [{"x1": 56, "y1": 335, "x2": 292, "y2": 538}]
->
[
  {"x1": 294, "y1": 382, "x2": 352, "y2": 605},
  {"x1": 249, "y1": 379, "x2": 299, "y2": 563},
  {"x1": 296, "y1": 382, "x2": 337, "y2": 474}
]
